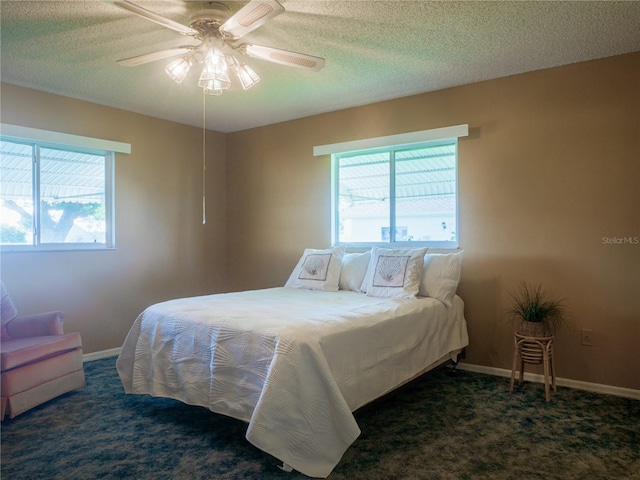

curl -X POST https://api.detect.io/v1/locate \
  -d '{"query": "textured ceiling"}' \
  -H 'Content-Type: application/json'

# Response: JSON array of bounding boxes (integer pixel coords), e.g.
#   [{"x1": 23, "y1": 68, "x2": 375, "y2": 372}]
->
[{"x1": 1, "y1": 1, "x2": 639, "y2": 133}]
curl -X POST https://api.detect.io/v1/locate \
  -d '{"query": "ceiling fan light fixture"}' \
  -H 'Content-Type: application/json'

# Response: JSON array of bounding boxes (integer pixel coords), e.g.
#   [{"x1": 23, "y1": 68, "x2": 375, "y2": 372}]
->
[
  {"x1": 164, "y1": 56, "x2": 193, "y2": 83},
  {"x1": 198, "y1": 47, "x2": 231, "y2": 89},
  {"x1": 113, "y1": 0, "x2": 324, "y2": 97},
  {"x1": 206, "y1": 48, "x2": 227, "y2": 72},
  {"x1": 232, "y1": 60, "x2": 260, "y2": 90},
  {"x1": 236, "y1": 63, "x2": 260, "y2": 90},
  {"x1": 201, "y1": 79, "x2": 224, "y2": 96},
  {"x1": 198, "y1": 65, "x2": 231, "y2": 90}
]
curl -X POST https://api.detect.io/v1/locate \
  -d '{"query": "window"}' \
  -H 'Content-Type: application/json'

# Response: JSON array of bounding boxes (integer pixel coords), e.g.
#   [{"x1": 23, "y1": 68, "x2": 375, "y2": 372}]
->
[
  {"x1": 0, "y1": 128, "x2": 122, "y2": 250},
  {"x1": 316, "y1": 125, "x2": 468, "y2": 250}
]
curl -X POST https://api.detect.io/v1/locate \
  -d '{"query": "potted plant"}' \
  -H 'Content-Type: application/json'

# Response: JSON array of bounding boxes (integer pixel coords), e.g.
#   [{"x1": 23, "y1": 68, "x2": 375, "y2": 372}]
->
[{"x1": 506, "y1": 282, "x2": 569, "y2": 337}]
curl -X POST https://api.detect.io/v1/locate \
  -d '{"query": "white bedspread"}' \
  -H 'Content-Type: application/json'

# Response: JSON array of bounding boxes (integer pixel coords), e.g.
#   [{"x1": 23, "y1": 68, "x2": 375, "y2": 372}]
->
[{"x1": 116, "y1": 288, "x2": 469, "y2": 478}]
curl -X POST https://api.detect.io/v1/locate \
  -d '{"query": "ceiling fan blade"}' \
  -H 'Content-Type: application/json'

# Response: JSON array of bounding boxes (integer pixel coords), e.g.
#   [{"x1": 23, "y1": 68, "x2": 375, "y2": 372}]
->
[
  {"x1": 220, "y1": 0, "x2": 285, "y2": 39},
  {"x1": 117, "y1": 46, "x2": 195, "y2": 67},
  {"x1": 111, "y1": 1, "x2": 198, "y2": 36},
  {"x1": 238, "y1": 44, "x2": 325, "y2": 72}
]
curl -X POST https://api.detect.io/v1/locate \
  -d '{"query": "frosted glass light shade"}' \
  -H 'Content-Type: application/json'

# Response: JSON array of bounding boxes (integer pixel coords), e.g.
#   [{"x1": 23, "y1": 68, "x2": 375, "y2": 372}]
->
[
  {"x1": 199, "y1": 69, "x2": 230, "y2": 90},
  {"x1": 198, "y1": 48, "x2": 230, "y2": 89},
  {"x1": 234, "y1": 62, "x2": 260, "y2": 90},
  {"x1": 201, "y1": 79, "x2": 224, "y2": 96},
  {"x1": 164, "y1": 57, "x2": 192, "y2": 83}
]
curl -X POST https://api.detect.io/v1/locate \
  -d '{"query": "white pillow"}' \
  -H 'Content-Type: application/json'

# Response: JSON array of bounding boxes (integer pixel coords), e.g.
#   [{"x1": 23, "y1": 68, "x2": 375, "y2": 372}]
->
[
  {"x1": 361, "y1": 247, "x2": 428, "y2": 299},
  {"x1": 285, "y1": 246, "x2": 345, "y2": 291},
  {"x1": 1, "y1": 282, "x2": 18, "y2": 339},
  {"x1": 338, "y1": 251, "x2": 371, "y2": 292},
  {"x1": 418, "y1": 251, "x2": 464, "y2": 307}
]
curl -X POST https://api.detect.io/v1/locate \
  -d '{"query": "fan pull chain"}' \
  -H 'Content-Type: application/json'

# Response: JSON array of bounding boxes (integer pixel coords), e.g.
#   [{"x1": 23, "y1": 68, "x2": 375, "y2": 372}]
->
[{"x1": 202, "y1": 90, "x2": 207, "y2": 225}]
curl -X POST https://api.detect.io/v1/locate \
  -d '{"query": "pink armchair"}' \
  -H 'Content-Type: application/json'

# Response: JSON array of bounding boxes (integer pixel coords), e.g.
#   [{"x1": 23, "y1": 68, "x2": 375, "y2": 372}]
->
[{"x1": 1, "y1": 282, "x2": 85, "y2": 420}]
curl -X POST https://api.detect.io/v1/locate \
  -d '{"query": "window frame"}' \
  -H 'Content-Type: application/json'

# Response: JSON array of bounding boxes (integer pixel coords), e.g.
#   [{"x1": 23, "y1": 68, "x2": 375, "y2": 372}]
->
[
  {"x1": 316, "y1": 125, "x2": 468, "y2": 251},
  {"x1": 0, "y1": 124, "x2": 128, "y2": 252}
]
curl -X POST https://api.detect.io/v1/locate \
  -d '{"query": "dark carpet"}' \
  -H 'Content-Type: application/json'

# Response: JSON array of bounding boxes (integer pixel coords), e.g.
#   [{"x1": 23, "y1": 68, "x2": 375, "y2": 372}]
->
[{"x1": 1, "y1": 357, "x2": 638, "y2": 479}]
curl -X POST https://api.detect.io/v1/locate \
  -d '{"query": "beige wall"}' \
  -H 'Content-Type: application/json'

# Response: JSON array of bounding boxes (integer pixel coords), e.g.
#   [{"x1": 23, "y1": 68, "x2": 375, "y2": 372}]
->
[
  {"x1": 1, "y1": 52, "x2": 637, "y2": 391},
  {"x1": 227, "y1": 52, "x2": 639, "y2": 390},
  {"x1": 0, "y1": 83, "x2": 228, "y2": 354}
]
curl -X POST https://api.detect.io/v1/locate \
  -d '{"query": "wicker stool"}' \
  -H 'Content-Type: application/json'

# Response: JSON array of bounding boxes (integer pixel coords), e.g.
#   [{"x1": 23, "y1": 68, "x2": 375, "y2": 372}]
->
[{"x1": 509, "y1": 333, "x2": 555, "y2": 401}]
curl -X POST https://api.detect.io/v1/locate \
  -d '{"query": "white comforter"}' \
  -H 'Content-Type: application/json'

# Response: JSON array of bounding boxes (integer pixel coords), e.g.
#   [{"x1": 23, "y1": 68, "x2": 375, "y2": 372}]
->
[{"x1": 116, "y1": 288, "x2": 469, "y2": 478}]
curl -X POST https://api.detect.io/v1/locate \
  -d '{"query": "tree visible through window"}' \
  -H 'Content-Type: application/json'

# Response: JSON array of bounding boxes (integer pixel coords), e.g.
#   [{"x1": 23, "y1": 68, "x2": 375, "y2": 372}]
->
[
  {"x1": 333, "y1": 139, "x2": 458, "y2": 248},
  {"x1": 1, "y1": 139, "x2": 113, "y2": 249}
]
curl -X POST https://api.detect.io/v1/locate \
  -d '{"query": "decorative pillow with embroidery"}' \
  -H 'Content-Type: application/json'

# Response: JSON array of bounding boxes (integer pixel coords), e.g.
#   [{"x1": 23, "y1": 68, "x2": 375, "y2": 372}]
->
[
  {"x1": 418, "y1": 251, "x2": 464, "y2": 307},
  {"x1": 361, "y1": 247, "x2": 428, "y2": 298},
  {"x1": 338, "y1": 251, "x2": 371, "y2": 292},
  {"x1": 285, "y1": 246, "x2": 345, "y2": 291}
]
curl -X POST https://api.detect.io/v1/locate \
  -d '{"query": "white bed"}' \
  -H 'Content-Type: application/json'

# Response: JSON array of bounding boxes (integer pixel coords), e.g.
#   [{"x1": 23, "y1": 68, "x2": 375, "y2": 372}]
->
[{"x1": 116, "y1": 286, "x2": 469, "y2": 478}]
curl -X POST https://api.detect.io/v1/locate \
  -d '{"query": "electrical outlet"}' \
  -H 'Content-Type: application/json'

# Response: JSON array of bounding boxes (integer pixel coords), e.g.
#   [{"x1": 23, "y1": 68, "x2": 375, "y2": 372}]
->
[{"x1": 581, "y1": 329, "x2": 594, "y2": 346}]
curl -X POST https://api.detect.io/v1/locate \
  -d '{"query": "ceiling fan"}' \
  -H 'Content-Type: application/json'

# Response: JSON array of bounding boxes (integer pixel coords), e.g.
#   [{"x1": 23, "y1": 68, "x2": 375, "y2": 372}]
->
[{"x1": 111, "y1": 0, "x2": 325, "y2": 95}]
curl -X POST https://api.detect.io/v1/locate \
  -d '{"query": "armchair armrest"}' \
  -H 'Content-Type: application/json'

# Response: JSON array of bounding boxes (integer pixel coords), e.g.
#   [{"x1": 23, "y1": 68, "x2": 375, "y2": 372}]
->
[{"x1": 5, "y1": 311, "x2": 65, "y2": 338}]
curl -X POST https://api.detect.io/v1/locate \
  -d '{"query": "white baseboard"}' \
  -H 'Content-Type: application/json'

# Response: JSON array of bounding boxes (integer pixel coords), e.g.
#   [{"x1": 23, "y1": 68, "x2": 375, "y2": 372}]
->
[
  {"x1": 83, "y1": 347, "x2": 121, "y2": 362},
  {"x1": 81, "y1": 349, "x2": 639, "y2": 400},
  {"x1": 457, "y1": 362, "x2": 640, "y2": 400}
]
